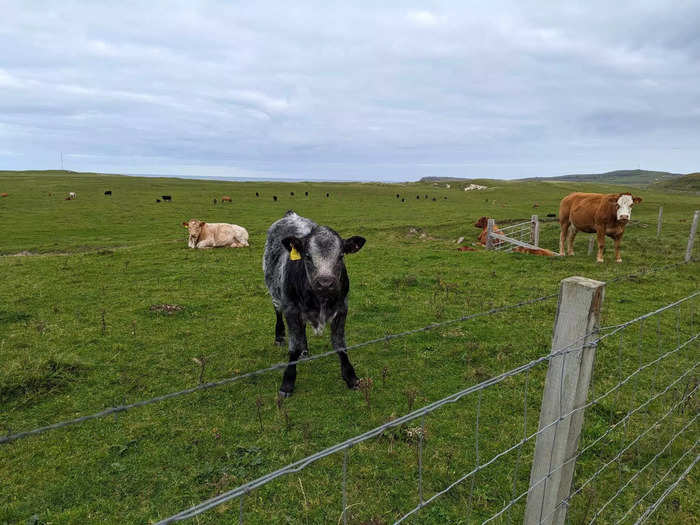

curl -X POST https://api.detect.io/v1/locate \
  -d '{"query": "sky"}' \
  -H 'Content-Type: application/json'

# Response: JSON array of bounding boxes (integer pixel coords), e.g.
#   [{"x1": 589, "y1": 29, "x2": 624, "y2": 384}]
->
[{"x1": 1, "y1": 1, "x2": 699, "y2": 181}]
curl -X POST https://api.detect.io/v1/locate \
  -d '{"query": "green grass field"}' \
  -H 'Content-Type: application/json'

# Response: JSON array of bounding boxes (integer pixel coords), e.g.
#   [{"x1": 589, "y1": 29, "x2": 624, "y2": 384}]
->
[{"x1": 1, "y1": 171, "x2": 698, "y2": 524}]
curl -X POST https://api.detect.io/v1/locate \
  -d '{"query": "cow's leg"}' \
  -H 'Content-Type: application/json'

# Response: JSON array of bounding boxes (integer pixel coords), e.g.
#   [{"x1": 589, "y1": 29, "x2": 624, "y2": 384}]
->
[
  {"x1": 567, "y1": 227, "x2": 578, "y2": 256},
  {"x1": 613, "y1": 233, "x2": 624, "y2": 263},
  {"x1": 279, "y1": 311, "x2": 308, "y2": 397},
  {"x1": 274, "y1": 310, "x2": 286, "y2": 346},
  {"x1": 559, "y1": 221, "x2": 569, "y2": 255},
  {"x1": 331, "y1": 310, "x2": 359, "y2": 390},
  {"x1": 596, "y1": 228, "x2": 606, "y2": 263}
]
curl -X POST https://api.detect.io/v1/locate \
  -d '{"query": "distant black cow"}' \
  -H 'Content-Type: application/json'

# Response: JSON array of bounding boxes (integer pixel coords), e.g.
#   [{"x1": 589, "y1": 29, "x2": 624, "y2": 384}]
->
[
  {"x1": 416, "y1": 195, "x2": 420, "y2": 200},
  {"x1": 305, "y1": 191, "x2": 309, "y2": 197},
  {"x1": 432, "y1": 198, "x2": 436, "y2": 201},
  {"x1": 263, "y1": 210, "x2": 366, "y2": 397},
  {"x1": 290, "y1": 192, "x2": 295, "y2": 196},
  {"x1": 401, "y1": 198, "x2": 405, "y2": 202},
  {"x1": 213, "y1": 198, "x2": 217, "y2": 204},
  {"x1": 424, "y1": 195, "x2": 428, "y2": 199},
  {"x1": 273, "y1": 195, "x2": 278, "y2": 201},
  {"x1": 156, "y1": 199, "x2": 161, "y2": 203},
  {"x1": 396, "y1": 194, "x2": 400, "y2": 198},
  {"x1": 326, "y1": 193, "x2": 330, "y2": 198},
  {"x1": 256, "y1": 192, "x2": 260, "y2": 197},
  {"x1": 104, "y1": 190, "x2": 112, "y2": 196},
  {"x1": 162, "y1": 195, "x2": 172, "y2": 201}
]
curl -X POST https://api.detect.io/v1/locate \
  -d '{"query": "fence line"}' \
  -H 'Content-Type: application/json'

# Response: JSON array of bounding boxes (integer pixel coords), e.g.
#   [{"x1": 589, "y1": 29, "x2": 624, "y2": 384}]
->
[
  {"x1": 633, "y1": 451, "x2": 699, "y2": 524},
  {"x1": 154, "y1": 291, "x2": 698, "y2": 524},
  {"x1": 2, "y1": 262, "x2": 694, "y2": 446}
]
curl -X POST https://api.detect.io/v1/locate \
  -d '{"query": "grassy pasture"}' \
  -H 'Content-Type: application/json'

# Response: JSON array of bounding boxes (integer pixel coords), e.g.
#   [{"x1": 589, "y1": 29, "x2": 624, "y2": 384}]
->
[{"x1": 0, "y1": 171, "x2": 698, "y2": 524}]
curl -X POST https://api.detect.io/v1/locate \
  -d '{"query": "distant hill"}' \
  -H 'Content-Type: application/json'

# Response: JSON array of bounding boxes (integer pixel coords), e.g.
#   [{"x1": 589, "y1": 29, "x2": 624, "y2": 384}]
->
[
  {"x1": 528, "y1": 169, "x2": 683, "y2": 185},
  {"x1": 653, "y1": 173, "x2": 700, "y2": 193},
  {"x1": 420, "y1": 169, "x2": 685, "y2": 186}
]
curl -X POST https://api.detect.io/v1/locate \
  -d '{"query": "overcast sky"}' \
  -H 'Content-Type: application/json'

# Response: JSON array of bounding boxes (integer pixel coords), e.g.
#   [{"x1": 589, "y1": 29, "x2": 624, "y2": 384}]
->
[{"x1": 1, "y1": 1, "x2": 698, "y2": 181}]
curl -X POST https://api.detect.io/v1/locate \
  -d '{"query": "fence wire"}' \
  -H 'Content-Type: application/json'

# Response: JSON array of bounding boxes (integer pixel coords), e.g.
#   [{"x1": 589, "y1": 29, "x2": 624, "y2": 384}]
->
[
  {"x1": 154, "y1": 291, "x2": 698, "y2": 524},
  {"x1": 3, "y1": 261, "x2": 691, "y2": 446}
]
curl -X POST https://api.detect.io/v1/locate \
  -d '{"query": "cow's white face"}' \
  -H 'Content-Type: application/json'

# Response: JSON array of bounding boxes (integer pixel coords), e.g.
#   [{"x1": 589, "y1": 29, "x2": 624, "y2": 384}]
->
[
  {"x1": 616, "y1": 194, "x2": 634, "y2": 221},
  {"x1": 184, "y1": 219, "x2": 204, "y2": 248}
]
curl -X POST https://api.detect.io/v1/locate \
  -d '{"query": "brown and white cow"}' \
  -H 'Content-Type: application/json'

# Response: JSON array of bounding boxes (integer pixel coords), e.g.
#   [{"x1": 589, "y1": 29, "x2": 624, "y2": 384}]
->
[
  {"x1": 474, "y1": 216, "x2": 503, "y2": 246},
  {"x1": 559, "y1": 192, "x2": 642, "y2": 263},
  {"x1": 183, "y1": 219, "x2": 250, "y2": 249}
]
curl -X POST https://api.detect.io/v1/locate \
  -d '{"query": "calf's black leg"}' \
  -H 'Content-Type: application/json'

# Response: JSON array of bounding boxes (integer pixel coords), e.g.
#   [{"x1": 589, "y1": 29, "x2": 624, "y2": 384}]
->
[
  {"x1": 331, "y1": 310, "x2": 359, "y2": 389},
  {"x1": 274, "y1": 310, "x2": 286, "y2": 346},
  {"x1": 279, "y1": 311, "x2": 308, "y2": 397}
]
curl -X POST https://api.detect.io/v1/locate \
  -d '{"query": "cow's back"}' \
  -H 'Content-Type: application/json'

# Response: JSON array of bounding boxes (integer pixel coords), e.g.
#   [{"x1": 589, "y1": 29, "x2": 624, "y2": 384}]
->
[
  {"x1": 560, "y1": 193, "x2": 605, "y2": 230},
  {"x1": 263, "y1": 212, "x2": 315, "y2": 306}
]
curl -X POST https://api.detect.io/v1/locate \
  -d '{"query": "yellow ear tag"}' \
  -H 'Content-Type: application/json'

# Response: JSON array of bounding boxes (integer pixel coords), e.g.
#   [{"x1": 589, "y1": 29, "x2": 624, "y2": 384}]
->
[{"x1": 290, "y1": 247, "x2": 301, "y2": 261}]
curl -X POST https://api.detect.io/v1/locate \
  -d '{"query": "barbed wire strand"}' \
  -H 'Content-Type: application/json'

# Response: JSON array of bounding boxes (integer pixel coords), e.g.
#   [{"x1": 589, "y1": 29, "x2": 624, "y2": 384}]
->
[
  {"x1": 2, "y1": 262, "x2": 692, "y2": 446},
  {"x1": 154, "y1": 295, "x2": 697, "y2": 524},
  {"x1": 633, "y1": 452, "x2": 700, "y2": 524}
]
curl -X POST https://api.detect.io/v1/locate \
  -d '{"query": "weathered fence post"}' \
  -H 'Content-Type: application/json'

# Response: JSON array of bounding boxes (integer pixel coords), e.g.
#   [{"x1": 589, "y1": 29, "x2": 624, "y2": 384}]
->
[
  {"x1": 531, "y1": 215, "x2": 540, "y2": 247},
  {"x1": 486, "y1": 218, "x2": 495, "y2": 250},
  {"x1": 587, "y1": 236, "x2": 595, "y2": 256},
  {"x1": 656, "y1": 206, "x2": 663, "y2": 238},
  {"x1": 524, "y1": 276, "x2": 605, "y2": 525},
  {"x1": 685, "y1": 210, "x2": 699, "y2": 263}
]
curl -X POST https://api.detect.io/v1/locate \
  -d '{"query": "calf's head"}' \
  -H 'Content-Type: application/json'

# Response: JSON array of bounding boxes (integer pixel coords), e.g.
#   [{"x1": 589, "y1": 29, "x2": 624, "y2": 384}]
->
[
  {"x1": 282, "y1": 227, "x2": 365, "y2": 297},
  {"x1": 183, "y1": 219, "x2": 205, "y2": 248},
  {"x1": 609, "y1": 193, "x2": 642, "y2": 222},
  {"x1": 474, "y1": 216, "x2": 489, "y2": 229}
]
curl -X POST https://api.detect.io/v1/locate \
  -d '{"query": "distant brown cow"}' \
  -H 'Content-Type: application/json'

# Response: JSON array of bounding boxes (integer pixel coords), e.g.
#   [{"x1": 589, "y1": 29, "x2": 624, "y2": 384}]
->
[
  {"x1": 559, "y1": 192, "x2": 642, "y2": 263},
  {"x1": 474, "y1": 216, "x2": 503, "y2": 246},
  {"x1": 0, "y1": 193, "x2": 8, "y2": 197},
  {"x1": 221, "y1": 196, "x2": 232, "y2": 203}
]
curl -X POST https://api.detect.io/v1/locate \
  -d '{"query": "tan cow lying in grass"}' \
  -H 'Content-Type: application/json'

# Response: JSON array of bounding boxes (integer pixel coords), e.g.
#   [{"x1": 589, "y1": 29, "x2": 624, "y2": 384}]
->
[{"x1": 183, "y1": 219, "x2": 249, "y2": 249}]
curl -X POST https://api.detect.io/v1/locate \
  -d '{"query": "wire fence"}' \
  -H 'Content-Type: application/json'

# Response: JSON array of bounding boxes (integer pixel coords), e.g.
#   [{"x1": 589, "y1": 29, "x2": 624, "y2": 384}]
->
[
  {"x1": 153, "y1": 290, "x2": 698, "y2": 524},
  {"x1": 2, "y1": 260, "x2": 692, "y2": 446},
  {"x1": 494, "y1": 220, "x2": 534, "y2": 251}
]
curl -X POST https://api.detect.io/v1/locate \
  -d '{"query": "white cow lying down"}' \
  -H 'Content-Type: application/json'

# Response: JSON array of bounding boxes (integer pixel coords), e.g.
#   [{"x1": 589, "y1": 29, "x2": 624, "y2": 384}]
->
[{"x1": 183, "y1": 219, "x2": 249, "y2": 249}]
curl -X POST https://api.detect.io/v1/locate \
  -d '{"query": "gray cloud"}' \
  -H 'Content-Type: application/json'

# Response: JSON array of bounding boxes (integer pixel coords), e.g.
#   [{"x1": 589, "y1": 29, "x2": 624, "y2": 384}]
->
[{"x1": 1, "y1": 1, "x2": 698, "y2": 180}]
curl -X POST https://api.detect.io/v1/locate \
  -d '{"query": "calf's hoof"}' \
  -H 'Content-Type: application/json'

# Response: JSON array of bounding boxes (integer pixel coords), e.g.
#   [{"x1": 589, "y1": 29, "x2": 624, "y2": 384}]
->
[
  {"x1": 278, "y1": 388, "x2": 293, "y2": 398},
  {"x1": 616, "y1": 259, "x2": 622, "y2": 263}
]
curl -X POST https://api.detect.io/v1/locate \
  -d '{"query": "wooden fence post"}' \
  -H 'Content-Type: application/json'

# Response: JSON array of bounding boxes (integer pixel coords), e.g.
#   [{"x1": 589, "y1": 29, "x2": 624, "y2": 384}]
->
[
  {"x1": 656, "y1": 206, "x2": 663, "y2": 238},
  {"x1": 587, "y1": 237, "x2": 595, "y2": 256},
  {"x1": 486, "y1": 218, "x2": 495, "y2": 250},
  {"x1": 685, "y1": 210, "x2": 699, "y2": 263},
  {"x1": 524, "y1": 276, "x2": 606, "y2": 525},
  {"x1": 531, "y1": 215, "x2": 540, "y2": 247}
]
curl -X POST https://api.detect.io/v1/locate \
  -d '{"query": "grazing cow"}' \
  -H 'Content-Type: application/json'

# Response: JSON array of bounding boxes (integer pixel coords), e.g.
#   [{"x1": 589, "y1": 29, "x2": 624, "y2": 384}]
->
[
  {"x1": 401, "y1": 198, "x2": 405, "y2": 202},
  {"x1": 183, "y1": 219, "x2": 249, "y2": 249},
  {"x1": 432, "y1": 198, "x2": 436, "y2": 201},
  {"x1": 273, "y1": 195, "x2": 278, "y2": 201},
  {"x1": 213, "y1": 198, "x2": 217, "y2": 204},
  {"x1": 104, "y1": 190, "x2": 112, "y2": 196},
  {"x1": 305, "y1": 191, "x2": 309, "y2": 197},
  {"x1": 474, "y1": 216, "x2": 503, "y2": 246},
  {"x1": 256, "y1": 192, "x2": 260, "y2": 197},
  {"x1": 326, "y1": 193, "x2": 330, "y2": 198},
  {"x1": 68, "y1": 192, "x2": 76, "y2": 199},
  {"x1": 559, "y1": 192, "x2": 642, "y2": 263},
  {"x1": 396, "y1": 194, "x2": 400, "y2": 198},
  {"x1": 290, "y1": 192, "x2": 294, "y2": 196},
  {"x1": 221, "y1": 196, "x2": 232, "y2": 203},
  {"x1": 1, "y1": 193, "x2": 8, "y2": 197},
  {"x1": 162, "y1": 195, "x2": 172, "y2": 201},
  {"x1": 156, "y1": 199, "x2": 161, "y2": 203},
  {"x1": 263, "y1": 211, "x2": 366, "y2": 397},
  {"x1": 416, "y1": 195, "x2": 420, "y2": 200}
]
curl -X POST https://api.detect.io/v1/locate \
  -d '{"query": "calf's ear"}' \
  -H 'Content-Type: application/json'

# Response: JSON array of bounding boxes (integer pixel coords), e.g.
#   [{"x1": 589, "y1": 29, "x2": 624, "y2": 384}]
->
[
  {"x1": 343, "y1": 236, "x2": 366, "y2": 254},
  {"x1": 199, "y1": 221, "x2": 205, "y2": 227},
  {"x1": 282, "y1": 236, "x2": 302, "y2": 253},
  {"x1": 633, "y1": 196, "x2": 642, "y2": 204}
]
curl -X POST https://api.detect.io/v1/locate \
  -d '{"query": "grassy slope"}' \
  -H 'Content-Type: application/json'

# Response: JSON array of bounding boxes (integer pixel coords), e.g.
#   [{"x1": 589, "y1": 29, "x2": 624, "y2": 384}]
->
[
  {"x1": 0, "y1": 171, "x2": 698, "y2": 524},
  {"x1": 653, "y1": 172, "x2": 700, "y2": 193}
]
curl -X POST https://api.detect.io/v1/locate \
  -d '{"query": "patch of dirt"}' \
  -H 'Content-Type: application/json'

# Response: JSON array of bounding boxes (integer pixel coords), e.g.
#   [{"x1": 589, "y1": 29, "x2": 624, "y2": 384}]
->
[{"x1": 149, "y1": 304, "x2": 184, "y2": 314}]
